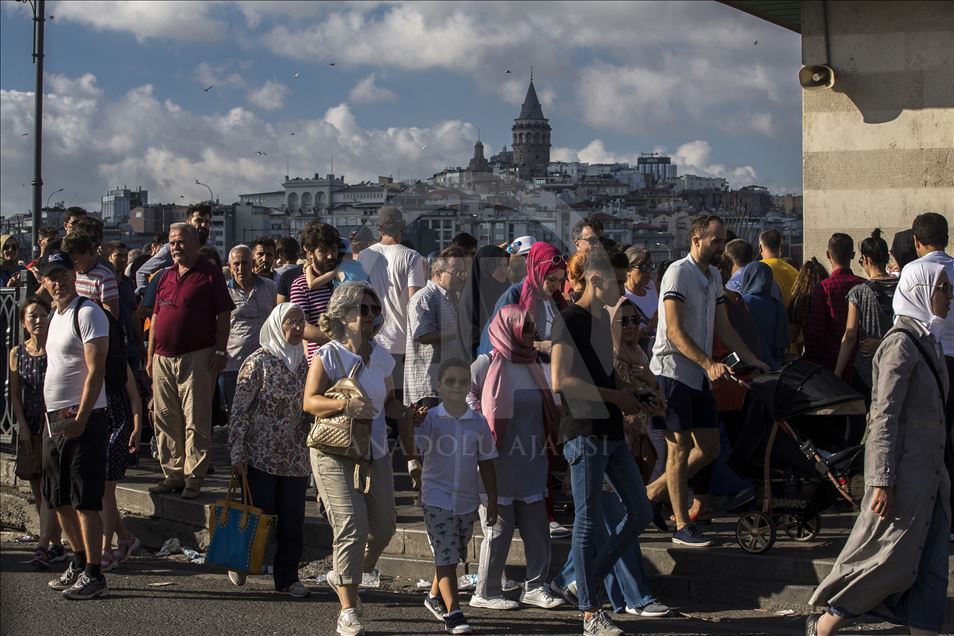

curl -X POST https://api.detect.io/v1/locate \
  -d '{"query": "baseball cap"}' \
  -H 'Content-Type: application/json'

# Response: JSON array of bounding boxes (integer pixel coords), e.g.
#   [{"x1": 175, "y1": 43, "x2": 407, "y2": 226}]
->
[
  {"x1": 507, "y1": 235, "x2": 536, "y2": 256},
  {"x1": 37, "y1": 249, "x2": 75, "y2": 277},
  {"x1": 377, "y1": 206, "x2": 405, "y2": 232}
]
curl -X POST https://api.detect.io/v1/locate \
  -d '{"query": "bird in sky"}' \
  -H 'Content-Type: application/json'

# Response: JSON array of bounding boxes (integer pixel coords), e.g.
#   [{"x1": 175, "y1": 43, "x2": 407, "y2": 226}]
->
[
  {"x1": 419, "y1": 144, "x2": 427, "y2": 151},
  {"x1": 292, "y1": 72, "x2": 300, "y2": 79},
  {"x1": 289, "y1": 132, "x2": 295, "y2": 136},
  {"x1": 505, "y1": 69, "x2": 512, "y2": 74},
  {"x1": 203, "y1": 84, "x2": 214, "y2": 92},
  {"x1": 21, "y1": 132, "x2": 29, "y2": 136},
  {"x1": 328, "y1": 62, "x2": 336, "y2": 67},
  {"x1": 754, "y1": 40, "x2": 758, "y2": 45},
  {"x1": 256, "y1": 151, "x2": 268, "y2": 156}
]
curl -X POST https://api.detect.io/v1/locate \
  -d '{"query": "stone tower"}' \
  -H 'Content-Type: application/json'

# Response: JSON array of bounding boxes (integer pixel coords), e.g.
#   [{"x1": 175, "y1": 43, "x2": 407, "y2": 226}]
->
[{"x1": 511, "y1": 76, "x2": 551, "y2": 181}]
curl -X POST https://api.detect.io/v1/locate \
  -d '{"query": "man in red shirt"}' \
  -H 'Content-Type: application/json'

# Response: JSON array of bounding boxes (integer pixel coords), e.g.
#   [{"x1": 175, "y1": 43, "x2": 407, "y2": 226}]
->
[
  {"x1": 804, "y1": 233, "x2": 865, "y2": 376},
  {"x1": 147, "y1": 222, "x2": 234, "y2": 499}
]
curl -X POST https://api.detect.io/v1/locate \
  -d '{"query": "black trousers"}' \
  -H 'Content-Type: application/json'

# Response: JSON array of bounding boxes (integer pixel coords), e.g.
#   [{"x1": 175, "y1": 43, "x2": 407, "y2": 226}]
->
[
  {"x1": 945, "y1": 357, "x2": 954, "y2": 532},
  {"x1": 245, "y1": 465, "x2": 308, "y2": 589}
]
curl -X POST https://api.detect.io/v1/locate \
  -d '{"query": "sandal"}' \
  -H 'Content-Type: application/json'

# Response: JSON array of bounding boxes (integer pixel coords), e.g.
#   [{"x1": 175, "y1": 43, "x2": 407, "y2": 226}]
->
[
  {"x1": 115, "y1": 536, "x2": 141, "y2": 562},
  {"x1": 29, "y1": 546, "x2": 50, "y2": 570}
]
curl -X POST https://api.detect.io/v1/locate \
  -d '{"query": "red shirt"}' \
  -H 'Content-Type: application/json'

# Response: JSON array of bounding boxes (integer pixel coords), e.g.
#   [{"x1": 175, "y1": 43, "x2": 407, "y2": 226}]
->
[
  {"x1": 803, "y1": 267, "x2": 865, "y2": 375},
  {"x1": 153, "y1": 258, "x2": 234, "y2": 356}
]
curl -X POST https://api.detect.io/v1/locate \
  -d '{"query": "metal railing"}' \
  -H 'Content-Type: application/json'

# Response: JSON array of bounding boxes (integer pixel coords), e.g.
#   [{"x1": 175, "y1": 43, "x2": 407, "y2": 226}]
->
[{"x1": 1, "y1": 287, "x2": 25, "y2": 444}]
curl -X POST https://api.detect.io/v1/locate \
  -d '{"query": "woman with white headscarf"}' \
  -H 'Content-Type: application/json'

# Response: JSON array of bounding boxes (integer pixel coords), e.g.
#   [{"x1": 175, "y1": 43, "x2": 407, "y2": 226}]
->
[
  {"x1": 807, "y1": 261, "x2": 952, "y2": 636},
  {"x1": 227, "y1": 302, "x2": 311, "y2": 598}
]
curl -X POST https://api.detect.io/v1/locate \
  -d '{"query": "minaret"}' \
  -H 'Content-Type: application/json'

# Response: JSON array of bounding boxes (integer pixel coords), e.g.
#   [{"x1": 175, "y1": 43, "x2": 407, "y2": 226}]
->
[{"x1": 511, "y1": 74, "x2": 551, "y2": 181}]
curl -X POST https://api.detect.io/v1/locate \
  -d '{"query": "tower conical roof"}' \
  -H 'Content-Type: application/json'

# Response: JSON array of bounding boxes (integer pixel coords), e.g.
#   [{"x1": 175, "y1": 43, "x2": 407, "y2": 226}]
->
[{"x1": 518, "y1": 80, "x2": 546, "y2": 120}]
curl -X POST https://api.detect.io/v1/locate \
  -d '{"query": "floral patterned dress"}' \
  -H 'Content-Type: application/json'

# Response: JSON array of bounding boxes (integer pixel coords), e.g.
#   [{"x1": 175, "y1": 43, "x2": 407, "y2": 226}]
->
[{"x1": 228, "y1": 348, "x2": 310, "y2": 477}]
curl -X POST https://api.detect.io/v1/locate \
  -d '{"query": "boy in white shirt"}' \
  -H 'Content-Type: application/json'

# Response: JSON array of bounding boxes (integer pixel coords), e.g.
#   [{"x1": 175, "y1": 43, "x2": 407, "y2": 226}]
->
[{"x1": 402, "y1": 358, "x2": 498, "y2": 635}]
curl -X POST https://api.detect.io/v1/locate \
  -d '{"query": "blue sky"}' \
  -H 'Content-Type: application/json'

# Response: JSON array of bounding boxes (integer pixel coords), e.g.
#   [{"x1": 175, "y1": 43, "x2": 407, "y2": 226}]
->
[{"x1": 0, "y1": 1, "x2": 802, "y2": 214}]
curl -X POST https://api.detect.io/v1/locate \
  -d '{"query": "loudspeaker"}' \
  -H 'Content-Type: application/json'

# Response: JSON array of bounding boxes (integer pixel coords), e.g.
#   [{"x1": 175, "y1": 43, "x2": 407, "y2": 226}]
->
[{"x1": 799, "y1": 65, "x2": 835, "y2": 90}]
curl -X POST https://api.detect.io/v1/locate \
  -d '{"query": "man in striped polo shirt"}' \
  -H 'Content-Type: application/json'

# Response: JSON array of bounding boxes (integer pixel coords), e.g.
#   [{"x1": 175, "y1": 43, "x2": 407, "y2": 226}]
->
[
  {"x1": 61, "y1": 232, "x2": 120, "y2": 319},
  {"x1": 289, "y1": 222, "x2": 340, "y2": 363}
]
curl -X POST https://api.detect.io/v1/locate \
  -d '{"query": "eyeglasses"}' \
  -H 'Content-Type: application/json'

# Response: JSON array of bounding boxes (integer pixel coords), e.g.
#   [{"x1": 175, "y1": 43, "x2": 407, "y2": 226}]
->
[
  {"x1": 283, "y1": 318, "x2": 305, "y2": 329},
  {"x1": 618, "y1": 316, "x2": 640, "y2": 326},
  {"x1": 629, "y1": 260, "x2": 655, "y2": 272},
  {"x1": 911, "y1": 281, "x2": 953, "y2": 294},
  {"x1": 359, "y1": 304, "x2": 382, "y2": 317},
  {"x1": 442, "y1": 377, "x2": 469, "y2": 387},
  {"x1": 578, "y1": 236, "x2": 600, "y2": 246}
]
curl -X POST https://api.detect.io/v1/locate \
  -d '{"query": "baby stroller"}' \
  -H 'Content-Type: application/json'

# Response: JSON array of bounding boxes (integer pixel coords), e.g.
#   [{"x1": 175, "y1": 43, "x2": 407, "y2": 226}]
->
[{"x1": 726, "y1": 359, "x2": 867, "y2": 554}]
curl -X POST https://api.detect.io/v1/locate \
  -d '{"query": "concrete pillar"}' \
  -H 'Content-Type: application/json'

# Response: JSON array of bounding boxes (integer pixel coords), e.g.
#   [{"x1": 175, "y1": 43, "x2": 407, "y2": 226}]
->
[{"x1": 801, "y1": 0, "x2": 953, "y2": 265}]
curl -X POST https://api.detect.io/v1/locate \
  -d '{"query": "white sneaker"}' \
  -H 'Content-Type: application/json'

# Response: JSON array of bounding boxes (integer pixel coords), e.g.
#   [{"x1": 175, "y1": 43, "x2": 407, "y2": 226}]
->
[
  {"x1": 228, "y1": 570, "x2": 246, "y2": 586},
  {"x1": 520, "y1": 584, "x2": 565, "y2": 609},
  {"x1": 336, "y1": 608, "x2": 365, "y2": 636},
  {"x1": 549, "y1": 521, "x2": 571, "y2": 538},
  {"x1": 468, "y1": 594, "x2": 520, "y2": 610}
]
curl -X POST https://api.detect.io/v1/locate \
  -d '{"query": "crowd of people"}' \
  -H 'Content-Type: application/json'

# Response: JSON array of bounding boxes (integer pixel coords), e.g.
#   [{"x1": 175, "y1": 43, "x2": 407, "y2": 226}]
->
[{"x1": 2, "y1": 205, "x2": 951, "y2": 636}]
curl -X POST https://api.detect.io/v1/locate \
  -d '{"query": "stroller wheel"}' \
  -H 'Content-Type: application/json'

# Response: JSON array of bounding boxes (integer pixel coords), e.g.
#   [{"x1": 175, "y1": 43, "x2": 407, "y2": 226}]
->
[
  {"x1": 780, "y1": 513, "x2": 821, "y2": 541},
  {"x1": 736, "y1": 511, "x2": 776, "y2": 554}
]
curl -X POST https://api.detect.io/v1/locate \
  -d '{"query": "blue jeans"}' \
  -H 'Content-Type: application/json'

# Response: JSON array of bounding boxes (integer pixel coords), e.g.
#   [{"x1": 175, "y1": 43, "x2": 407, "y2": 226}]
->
[
  {"x1": 561, "y1": 435, "x2": 652, "y2": 611},
  {"x1": 552, "y1": 490, "x2": 655, "y2": 612}
]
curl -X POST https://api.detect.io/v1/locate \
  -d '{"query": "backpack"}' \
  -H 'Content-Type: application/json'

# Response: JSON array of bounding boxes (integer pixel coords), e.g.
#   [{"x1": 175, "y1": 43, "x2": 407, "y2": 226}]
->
[{"x1": 72, "y1": 297, "x2": 128, "y2": 395}]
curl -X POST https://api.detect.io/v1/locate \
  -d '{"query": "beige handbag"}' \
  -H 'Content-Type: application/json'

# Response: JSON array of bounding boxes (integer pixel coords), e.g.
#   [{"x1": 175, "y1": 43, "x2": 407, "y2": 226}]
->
[{"x1": 306, "y1": 348, "x2": 372, "y2": 460}]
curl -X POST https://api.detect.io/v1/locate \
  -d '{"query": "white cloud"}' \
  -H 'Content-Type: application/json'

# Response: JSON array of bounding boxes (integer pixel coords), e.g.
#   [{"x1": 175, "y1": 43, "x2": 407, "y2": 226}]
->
[
  {"x1": 348, "y1": 74, "x2": 397, "y2": 104},
  {"x1": 247, "y1": 80, "x2": 289, "y2": 111},
  {"x1": 0, "y1": 73, "x2": 481, "y2": 214},
  {"x1": 51, "y1": 0, "x2": 228, "y2": 43},
  {"x1": 720, "y1": 112, "x2": 776, "y2": 137},
  {"x1": 552, "y1": 139, "x2": 638, "y2": 165}
]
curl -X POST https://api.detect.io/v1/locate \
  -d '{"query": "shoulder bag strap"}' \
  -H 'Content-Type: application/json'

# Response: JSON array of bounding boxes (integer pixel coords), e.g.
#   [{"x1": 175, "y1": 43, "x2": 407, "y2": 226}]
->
[
  {"x1": 890, "y1": 327, "x2": 946, "y2": 399},
  {"x1": 71, "y1": 296, "x2": 89, "y2": 340}
]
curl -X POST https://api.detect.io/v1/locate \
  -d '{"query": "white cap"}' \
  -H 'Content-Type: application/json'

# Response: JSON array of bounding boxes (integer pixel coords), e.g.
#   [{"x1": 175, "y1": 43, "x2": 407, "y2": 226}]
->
[{"x1": 507, "y1": 235, "x2": 535, "y2": 256}]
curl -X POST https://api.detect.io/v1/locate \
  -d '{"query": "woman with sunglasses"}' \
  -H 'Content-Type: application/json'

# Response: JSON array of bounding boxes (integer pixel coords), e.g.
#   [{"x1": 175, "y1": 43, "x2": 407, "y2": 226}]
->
[
  {"x1": 807, "y1": 261, "x2": 951, "y2": 636},
  {"x1": 623, "y1": 246, "x2": 658, "y2": 355},
  {"x1": 227, "y1": 302, "x2": 311, "y2": 598},
  {"x1": 303, "y1": 282, "x2": 404, "y2": 636},
  {"x1": 467, "y1": 305, "x2": 564, "y2": 611},
  {"x1": 1, "y1": 234, "x2": 26, "y2": 287}
]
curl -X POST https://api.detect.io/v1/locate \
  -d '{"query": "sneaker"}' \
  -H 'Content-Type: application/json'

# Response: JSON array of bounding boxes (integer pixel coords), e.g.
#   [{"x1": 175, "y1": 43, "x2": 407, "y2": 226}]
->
[
  {"x1": 228, "y1": 570, "x2": 247, "y2": 586},
  {"x1": 672, "y1": 523, "x2": 713, "y2": 547},
  {"x1": 29, "y1": 547, "x2": 51, "y2": 570},
  {"x1": 336, "y1": 608, "x2": 365, "y2": 636},
  {"x1": 520, "y1": 584, "x2": 566, "y2": 609},
  {"x1": 443, "y1": 610, "x2": 472, "y2": 635},
  {"x1": 48, "y1": 563, "x2": 82, "y2": 590},
  {"x1": 626, "y1": 601, "x2": 670, "y2": 617},
  {"x1": 424, "y1": 594, "x2": 448, "y2": 621},
  {"x1": 651, "y1": 502, "x2": 669, "y2": 532},
  {"x1": 278, "y1": 581, "x2": 311, "y2": 598},
  {"x1": 468, "y1": 594, "x2": 520, "y2": 610},
  {"x1": 549, "y1": 520, "x2": 571, "y2": 538},
  {"x1": 583, "y1": 609, "x2": 623, "y2": 636},
  {"x1": 47, "y1": 544, "x2": 69, "y2": 563},
  {"x1": 148, "y1": 478, "x2": 185, "y2": 494},
  {"x1": 62, "y1": 573, "x2": 109, "y2": 600},
  {"x1": 552, "y1": 580, "x2": 579, "y2": 607}
]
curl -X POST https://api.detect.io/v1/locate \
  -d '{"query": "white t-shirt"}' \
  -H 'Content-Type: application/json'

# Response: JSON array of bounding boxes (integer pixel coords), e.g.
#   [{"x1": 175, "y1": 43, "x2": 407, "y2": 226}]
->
[
  {"x1": 45, "y1": 296, "x2": 109, "y2": 411},
  {"x1": 317, "y1": 340, "x2": 396, "y2": 460},
  {"x1": 625, "y1": 280, "x2": 659, "y2": 324},
  {"x1": 357, "y1": 243, "x2": 428, "y2": 354}
]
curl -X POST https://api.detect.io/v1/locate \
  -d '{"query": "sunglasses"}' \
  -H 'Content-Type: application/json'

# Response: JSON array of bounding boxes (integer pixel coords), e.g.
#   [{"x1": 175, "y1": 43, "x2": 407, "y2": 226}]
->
[
  {"x1": 630, "y1": 260, "x2": 655, "y2": 272},
  {"x1": 359, "y1": 304, "x2": 382, "y2": 317},
  {"x1": 618, "y1": 316, "x2": 640, "y2": 326},
  {"x1": 543, "y1": 255, "x2": 568, "y2": 266},
  {"x1": 442, "y1": 377, "x2": 469, "y2": 387}
]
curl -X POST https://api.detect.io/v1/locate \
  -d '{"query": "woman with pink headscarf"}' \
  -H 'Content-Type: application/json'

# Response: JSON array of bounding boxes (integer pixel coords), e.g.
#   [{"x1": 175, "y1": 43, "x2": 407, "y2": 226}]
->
[
  {"x1": 477, "y1": 242, "x2": 568, "y2": 358},
  {"x1": 467, "y1": 305, "x2": 565, "y2": 611}
]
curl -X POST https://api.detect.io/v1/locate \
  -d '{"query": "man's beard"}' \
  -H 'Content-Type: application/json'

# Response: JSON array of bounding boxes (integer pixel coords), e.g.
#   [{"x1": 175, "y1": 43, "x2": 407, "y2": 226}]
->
[
  {"x1": 313, "y1": 258, "x2": 338, "y2": 275},
  {"x1": 197, "y1": 228, "x2": 209, "y2": 245}
]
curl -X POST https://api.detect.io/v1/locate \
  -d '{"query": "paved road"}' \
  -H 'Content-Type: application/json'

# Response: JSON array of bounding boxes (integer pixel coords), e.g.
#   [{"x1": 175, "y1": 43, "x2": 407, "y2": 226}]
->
[{"x1": 1, "y1": 536, "x2": 904, "y2": 635}]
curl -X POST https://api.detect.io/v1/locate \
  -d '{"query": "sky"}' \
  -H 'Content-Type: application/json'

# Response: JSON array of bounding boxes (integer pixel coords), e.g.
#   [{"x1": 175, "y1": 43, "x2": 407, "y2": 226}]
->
[{"x1": 0, "y1": 1, "x2": 803, "y2": 216}]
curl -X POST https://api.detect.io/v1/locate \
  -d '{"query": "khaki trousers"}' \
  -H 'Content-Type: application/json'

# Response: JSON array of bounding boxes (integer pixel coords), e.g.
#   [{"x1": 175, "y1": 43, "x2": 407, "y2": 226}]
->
[
  {"x1": 311, "y1": 450, "x2": 397, "y2": 585},
  {"x1": 153, "y1": 347, "x2": 217, "y2": 482}
]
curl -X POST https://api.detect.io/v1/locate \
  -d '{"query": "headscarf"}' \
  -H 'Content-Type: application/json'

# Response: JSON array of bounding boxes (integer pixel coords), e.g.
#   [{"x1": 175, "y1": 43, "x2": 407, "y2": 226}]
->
[
  {"x1": 0, "y1": 234, "x2": 15, "y2": 266},
  {"x1": 259, "y1": 302, "x2": 305, "y2": 372},
  {"x1": 609, "y1": 298, "x2": 648, "y2": 367},
  {"x1": 458, "y1": 245, "x2": 510, "y2": 358},
  {"x1": 519, "y1": 242, "x2": 567, "y2": 314},
  {"x1": 738, "y1": 261, "x2": 775, "y2": 298},
  {"x1": 890, "y1": 229, "x2": 918, "y2": 271},
  {"x1": 893, "y1": 260, "x2": 947, "y2": 338},
  {"x1": 481, "y1": 305, "x2": 559, "y2": 448}
]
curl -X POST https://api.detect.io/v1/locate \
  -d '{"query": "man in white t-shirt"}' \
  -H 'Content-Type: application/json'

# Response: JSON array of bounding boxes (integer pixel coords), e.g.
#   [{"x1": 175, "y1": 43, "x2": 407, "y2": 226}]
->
[
  {"x1": 37, "y1": 249, "x2": 111, "y2": 600},
  {"x1": 357, "y1": 206, "x2": 427, "y2": 401}
]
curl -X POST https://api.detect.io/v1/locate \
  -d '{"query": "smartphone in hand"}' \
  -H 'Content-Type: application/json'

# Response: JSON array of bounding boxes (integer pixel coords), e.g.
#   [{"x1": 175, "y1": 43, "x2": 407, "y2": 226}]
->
[{"x1": 46, "y1": 406, "x2": 79, "y2": 437}]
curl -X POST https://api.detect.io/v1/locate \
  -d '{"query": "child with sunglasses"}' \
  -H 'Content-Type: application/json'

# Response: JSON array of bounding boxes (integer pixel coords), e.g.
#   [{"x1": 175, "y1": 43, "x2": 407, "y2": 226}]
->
[{"x1": 402, "y1": 358, "x2": 498, "y2": 635}]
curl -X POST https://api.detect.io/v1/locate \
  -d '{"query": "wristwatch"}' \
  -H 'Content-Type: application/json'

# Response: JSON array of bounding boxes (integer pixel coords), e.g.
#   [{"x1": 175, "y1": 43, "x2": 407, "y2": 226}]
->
[{"x1": 214, "y1": 350, "x2": 226, "y2": 357}]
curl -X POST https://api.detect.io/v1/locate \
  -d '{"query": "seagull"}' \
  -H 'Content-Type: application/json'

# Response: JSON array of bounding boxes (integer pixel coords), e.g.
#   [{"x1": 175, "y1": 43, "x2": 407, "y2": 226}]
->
[
  {"x1": 21, "y1": 132, "x2": 29, "y2": 136},
  {"x1": 256, "y1": 151, "x2": 268, "y2": 156},
  {"x1": 292, "y1": 72, "x2": 300, "y2": 79},
  {"x1": 289, "y1": 132, "x2": 295, "y2": 136},
  {"x1": 328, "y1": 62, "x2": 336, "y2": 67},
  {"x1": 754, "y1": 40, "x2": 758, "y2": 45},
  {"x1": 505, "y1": 69, "x2": 512, "y2": 74},
  {"x1": 203, "y1": 84, "x2": 214, "y2": 92}
]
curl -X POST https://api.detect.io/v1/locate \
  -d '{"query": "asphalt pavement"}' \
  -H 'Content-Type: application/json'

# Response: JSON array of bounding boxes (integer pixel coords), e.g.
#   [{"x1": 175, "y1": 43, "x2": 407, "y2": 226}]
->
[{"x1": 0, "y1": 534, "x2": 908, "y2": 636}]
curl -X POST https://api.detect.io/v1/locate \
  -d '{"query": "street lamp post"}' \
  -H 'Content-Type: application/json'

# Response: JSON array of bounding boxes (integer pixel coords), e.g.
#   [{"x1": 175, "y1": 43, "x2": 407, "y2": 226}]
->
[
  {"x1": 655, "y1": 241, "x2": 673, "y2": 260},
  {"x1": 22, "y1": 0, "x2": 47, "y2": 259},
  {"x1": 46, "y1": 187, "x2": 63, "y2": 209},
  {"x1": 195, "y1": 179, "x2": 214, "y2": 206}
]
